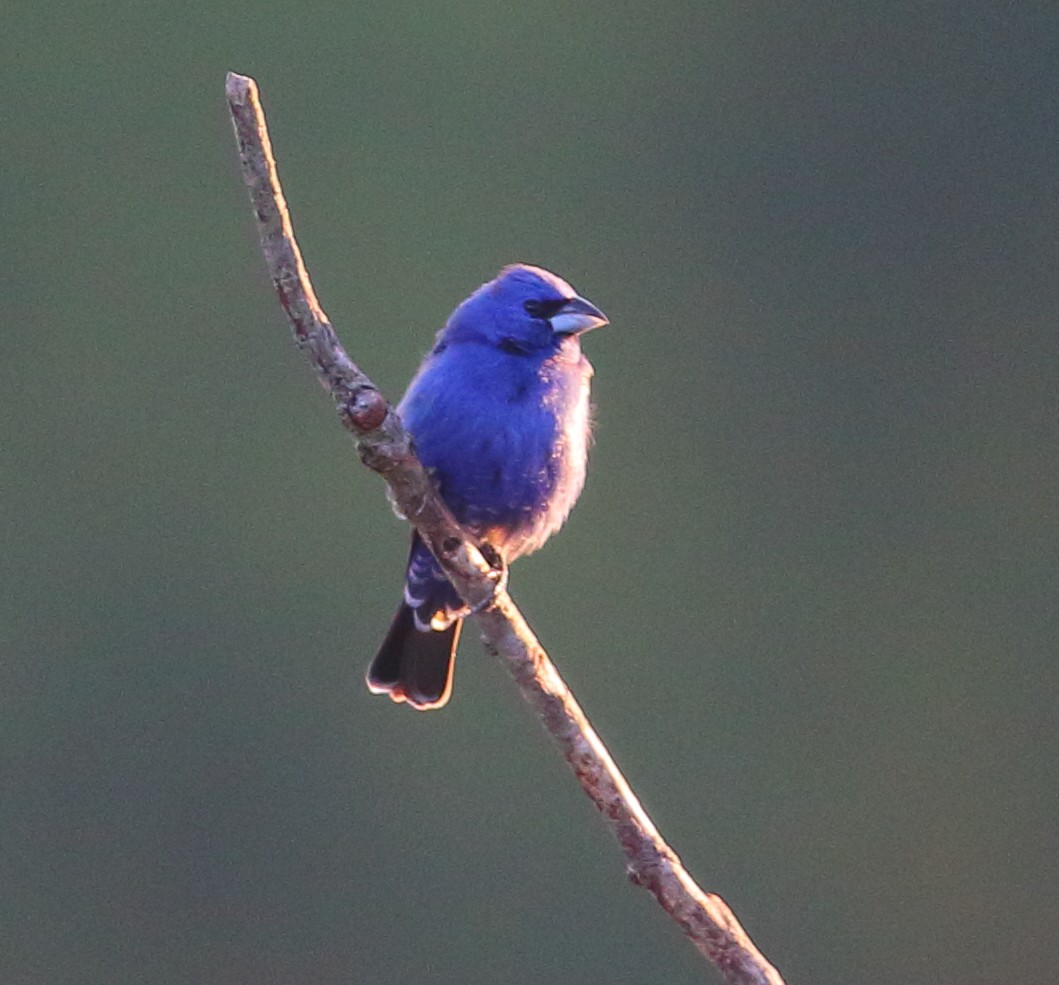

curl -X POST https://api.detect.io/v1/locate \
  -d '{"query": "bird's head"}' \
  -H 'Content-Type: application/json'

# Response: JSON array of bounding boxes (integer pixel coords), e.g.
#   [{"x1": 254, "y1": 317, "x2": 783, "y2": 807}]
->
[{"x1": 442, "y1": 264, "x2": 608, "y2": 355}]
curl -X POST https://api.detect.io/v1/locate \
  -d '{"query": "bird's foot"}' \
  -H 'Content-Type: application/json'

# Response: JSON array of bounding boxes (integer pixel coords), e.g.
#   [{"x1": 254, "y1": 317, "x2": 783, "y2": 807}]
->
[{"x1": 470, "y1": 542, "x2": 507, "y2": 613}]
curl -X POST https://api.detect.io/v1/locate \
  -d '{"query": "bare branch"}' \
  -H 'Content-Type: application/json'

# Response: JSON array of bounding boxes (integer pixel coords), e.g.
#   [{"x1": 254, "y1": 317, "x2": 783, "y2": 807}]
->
[{"x1": 225, "y1": 71, "x2": 786, "y2": 985}]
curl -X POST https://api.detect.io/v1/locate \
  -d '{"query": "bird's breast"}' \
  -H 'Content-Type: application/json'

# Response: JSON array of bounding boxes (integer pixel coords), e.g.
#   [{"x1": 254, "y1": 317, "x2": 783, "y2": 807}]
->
[{"x1": 400, "y1": 343, "x2": 594, "y2": 560}]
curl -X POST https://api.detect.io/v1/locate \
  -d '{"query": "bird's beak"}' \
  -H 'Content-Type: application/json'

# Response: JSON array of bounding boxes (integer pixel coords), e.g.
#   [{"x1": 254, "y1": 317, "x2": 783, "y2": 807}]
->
[{"x1": 549, "y1": 296, "x2": 609, "y2": 336}]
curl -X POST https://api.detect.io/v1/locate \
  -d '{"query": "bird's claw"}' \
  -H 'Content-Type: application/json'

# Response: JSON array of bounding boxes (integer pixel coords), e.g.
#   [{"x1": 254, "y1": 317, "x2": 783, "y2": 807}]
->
[{"x1": 470, "y1": 542, "x2": 507, "y2": 613}]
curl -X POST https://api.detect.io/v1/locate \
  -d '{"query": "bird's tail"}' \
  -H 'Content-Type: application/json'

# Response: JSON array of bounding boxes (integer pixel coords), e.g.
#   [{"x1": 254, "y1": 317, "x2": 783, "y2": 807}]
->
[
  {"x1": 367, "y1": 533, "x2": 467, "y2": 710},
  {"x1": 366, "y1": 604, "x2": 462, "y2": 710}
]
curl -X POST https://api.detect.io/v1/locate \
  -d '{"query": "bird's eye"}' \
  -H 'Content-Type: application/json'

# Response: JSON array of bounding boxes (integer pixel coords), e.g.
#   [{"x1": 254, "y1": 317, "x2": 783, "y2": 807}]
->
[{"x1": 524, "y1": 298, "x2": 567, "y2": 319}]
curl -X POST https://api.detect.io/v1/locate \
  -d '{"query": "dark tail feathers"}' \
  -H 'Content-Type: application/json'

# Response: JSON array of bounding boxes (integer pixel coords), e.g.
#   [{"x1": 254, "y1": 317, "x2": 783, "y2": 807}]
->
[{"x1": 366, "y1": 604, "x2": 462, "y2": 711}]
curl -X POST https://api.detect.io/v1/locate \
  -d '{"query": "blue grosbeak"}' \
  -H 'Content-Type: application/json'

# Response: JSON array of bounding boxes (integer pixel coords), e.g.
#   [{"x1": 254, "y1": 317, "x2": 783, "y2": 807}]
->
[{"x1": 367, "y1": 264, "x2": 607, "y2": 709}]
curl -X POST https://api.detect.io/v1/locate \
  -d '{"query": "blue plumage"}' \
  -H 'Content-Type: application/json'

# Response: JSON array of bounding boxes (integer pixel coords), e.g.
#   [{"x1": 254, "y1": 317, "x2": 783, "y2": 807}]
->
[{"x1": 366, "y1": 264, "x2": 607, "y2": 709}]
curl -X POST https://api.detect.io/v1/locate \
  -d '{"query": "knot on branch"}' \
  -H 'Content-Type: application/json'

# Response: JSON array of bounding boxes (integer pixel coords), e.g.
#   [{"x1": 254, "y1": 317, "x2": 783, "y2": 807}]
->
[{"x1": 343, "y1": 386, "x2": 388, "y2": 432}]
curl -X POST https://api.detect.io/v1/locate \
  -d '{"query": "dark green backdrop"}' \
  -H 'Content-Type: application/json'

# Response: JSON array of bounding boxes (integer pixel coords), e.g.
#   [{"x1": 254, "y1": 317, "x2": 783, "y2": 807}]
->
[{"x1": 4, "y1": 2, "x2": 1057, "y2": 983}]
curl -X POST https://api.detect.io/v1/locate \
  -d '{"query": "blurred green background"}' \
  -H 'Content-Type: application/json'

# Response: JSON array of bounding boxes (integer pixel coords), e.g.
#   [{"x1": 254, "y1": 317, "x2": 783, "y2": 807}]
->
[{"x1": 3, "y1": 2, "x2": 1057, "y2": 983}]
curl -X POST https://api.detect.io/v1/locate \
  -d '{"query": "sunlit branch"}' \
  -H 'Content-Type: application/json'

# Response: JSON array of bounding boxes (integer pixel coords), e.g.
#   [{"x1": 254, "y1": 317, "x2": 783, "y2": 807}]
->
[{"x1": 225, "y1": 71, "x2": 786, "y2": 985}]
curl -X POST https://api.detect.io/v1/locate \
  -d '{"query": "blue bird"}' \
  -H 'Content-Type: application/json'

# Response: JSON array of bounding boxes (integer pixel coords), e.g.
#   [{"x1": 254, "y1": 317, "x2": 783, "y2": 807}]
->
[{"x1": 366, "y1": 264, "x2": 608, "y2": 710}]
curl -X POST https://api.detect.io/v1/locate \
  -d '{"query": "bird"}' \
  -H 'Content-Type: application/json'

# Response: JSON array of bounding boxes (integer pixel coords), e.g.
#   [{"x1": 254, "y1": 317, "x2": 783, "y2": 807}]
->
[{"x1": 366, "y1": 263, "x2": 608, "y2": 710}]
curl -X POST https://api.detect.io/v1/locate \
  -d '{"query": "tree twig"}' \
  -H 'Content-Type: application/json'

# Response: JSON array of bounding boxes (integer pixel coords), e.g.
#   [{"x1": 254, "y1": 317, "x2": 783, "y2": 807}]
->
[{"x1": 225, "y1": 71, "x2": 787, "y2": 985}]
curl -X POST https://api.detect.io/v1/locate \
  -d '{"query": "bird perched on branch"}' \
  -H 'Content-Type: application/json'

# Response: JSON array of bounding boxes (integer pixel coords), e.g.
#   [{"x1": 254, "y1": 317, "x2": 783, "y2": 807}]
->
[{"x1": 366, "y1": 264, "x2": 607, "y2": 710}]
